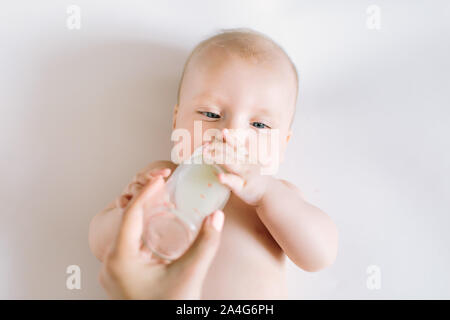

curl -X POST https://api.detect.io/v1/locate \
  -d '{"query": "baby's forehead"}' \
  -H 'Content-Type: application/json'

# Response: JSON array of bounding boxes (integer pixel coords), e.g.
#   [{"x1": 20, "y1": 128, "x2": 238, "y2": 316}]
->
[
  {"x1": 178, "y1": 31, "x2": 298, "y2": 102},
  {"x1": 192, "y1": 39, "x2": 291, "y2": 73},
  {"x1": 197, "y1": 35, "x2": 278, "y2": 60},
  {"x1": 186, "y1": 44, "x2": 297, "y2": 96}
]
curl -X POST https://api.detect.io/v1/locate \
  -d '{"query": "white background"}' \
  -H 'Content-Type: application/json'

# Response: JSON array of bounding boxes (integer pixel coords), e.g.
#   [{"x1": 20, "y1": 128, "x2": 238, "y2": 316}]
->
[{"x1": 1, "y1": 0, "x2": 449, "y2": 299}]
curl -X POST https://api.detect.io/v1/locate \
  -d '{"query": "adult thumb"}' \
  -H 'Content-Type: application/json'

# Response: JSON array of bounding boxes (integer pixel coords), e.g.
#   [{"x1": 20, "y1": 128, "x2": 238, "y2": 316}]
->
[{"x1": 169, "y1": 210, "x2": 224, "y2": 282}]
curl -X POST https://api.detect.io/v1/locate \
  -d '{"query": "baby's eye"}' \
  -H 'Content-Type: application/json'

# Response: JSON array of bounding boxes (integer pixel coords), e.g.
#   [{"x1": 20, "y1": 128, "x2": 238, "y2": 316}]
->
[
  {"x1": 251, "y1": 122, "x2": 270, "y2": 129},
  {"x1": 200, "y1": 111, "x2": 221, "y2": 119}
]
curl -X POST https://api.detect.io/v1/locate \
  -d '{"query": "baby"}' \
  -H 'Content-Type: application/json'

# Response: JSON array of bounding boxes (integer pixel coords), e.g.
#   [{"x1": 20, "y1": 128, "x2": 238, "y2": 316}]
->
[{"x1": 89, "y1": 29, "x2": 338, "y2": 299}]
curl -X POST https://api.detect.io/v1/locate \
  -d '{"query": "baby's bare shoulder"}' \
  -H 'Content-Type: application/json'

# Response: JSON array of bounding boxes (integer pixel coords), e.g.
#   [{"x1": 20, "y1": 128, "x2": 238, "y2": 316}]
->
[{"x1": 278, "y1": 178, "x2": 305, "y2": 198}]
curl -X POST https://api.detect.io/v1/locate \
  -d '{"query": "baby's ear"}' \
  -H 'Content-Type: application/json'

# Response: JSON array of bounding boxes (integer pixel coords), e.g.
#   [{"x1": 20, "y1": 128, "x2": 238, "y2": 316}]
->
[{"x1": 172, "y1": 104, "x2": 179, "y2": 129}]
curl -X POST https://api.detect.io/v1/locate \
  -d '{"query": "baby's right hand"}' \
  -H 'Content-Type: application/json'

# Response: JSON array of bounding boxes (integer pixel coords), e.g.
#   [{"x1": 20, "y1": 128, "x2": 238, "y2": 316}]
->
[{"x1": 116, "y1": 167, "x2": 172, "y2": 210}]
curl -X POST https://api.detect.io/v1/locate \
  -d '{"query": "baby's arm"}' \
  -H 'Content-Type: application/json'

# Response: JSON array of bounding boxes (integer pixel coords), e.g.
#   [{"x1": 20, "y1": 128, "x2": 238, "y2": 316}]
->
[
  {"x1": 203, "y1": 131, "x2": 338, "y2": 272},
  {"x1": 255, "y1": 178, "x2": 338, "y2": 272},
  {"x1": 88, "y1": 161, "x2": 174, "y2": 262}
]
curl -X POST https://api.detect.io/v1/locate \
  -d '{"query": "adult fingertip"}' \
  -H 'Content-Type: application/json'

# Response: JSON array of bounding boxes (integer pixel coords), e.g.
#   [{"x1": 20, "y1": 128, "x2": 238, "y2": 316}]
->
[{"x1": 210, "y1": 210, "x2": 224, "y2": 232}]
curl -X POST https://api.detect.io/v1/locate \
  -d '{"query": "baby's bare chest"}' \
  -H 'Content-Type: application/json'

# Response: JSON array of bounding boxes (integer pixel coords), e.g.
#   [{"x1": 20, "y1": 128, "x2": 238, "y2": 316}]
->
[
  {"x1": 222, "y1": 195, "x2": 283, "y2": 256},
  {"x1": 201, "y1": 194, "x2": 287, "y2": 299}
]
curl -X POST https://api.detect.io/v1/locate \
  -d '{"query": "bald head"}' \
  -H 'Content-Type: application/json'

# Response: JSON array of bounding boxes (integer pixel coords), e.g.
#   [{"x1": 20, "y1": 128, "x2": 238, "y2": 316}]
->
[{"x1": 177, "y1": 28, "x2": 299, "y2": 107}]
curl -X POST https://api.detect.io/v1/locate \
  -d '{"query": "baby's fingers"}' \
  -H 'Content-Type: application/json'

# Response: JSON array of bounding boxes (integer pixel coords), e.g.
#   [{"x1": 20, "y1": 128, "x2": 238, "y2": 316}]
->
[
  {"x1": 134, "y1": 167, "x2": 171, "y2": 185},
  {"x1": 116, "y1": 193, "x2": 132, "y2": 209},
  {"x1": 117, "y1": 182, "x2": 144, "y2": 209},
  {"x1": 147, "y1": 167, "x2": 171, "y2": 179},
  {"x1": 118, "y1": 182, "x2": 144, "y2": 209},
  {"x1": 119, "y1": 168, "x2": 171, "y2": 210},
  {"x1": 217, "y1": 172, "x2": 245, "y2": 194}
]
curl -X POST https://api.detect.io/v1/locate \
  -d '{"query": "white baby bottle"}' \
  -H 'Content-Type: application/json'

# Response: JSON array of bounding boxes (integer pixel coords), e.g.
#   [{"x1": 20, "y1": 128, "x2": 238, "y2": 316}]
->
[{"x1": 142, "y1": 145, "x2": 230, "y2": 261}]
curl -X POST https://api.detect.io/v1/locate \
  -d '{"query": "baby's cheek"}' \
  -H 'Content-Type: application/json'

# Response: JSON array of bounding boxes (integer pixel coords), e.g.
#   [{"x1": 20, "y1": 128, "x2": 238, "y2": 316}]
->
[{"x1": 254, "y1": 130, "x2": 285, "y2": 174}]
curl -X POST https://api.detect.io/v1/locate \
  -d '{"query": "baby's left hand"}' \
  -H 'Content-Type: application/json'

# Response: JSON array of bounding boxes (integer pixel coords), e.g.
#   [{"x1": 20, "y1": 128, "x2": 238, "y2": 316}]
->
[{"x1": 202, "y1": 129, "x2": 272, "y2": 207}]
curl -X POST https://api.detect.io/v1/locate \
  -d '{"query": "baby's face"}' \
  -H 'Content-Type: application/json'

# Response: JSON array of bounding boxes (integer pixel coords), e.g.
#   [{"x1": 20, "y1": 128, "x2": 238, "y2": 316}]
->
[{"x1": 173, "y1": 50, "x2": 297, "y2": 165}]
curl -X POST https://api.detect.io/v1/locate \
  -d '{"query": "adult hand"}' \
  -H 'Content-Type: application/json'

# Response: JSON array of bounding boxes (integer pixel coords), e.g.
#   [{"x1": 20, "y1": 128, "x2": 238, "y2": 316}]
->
[{"x1": 99, "y1": 176, "x2": 225, "y2": 299}]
